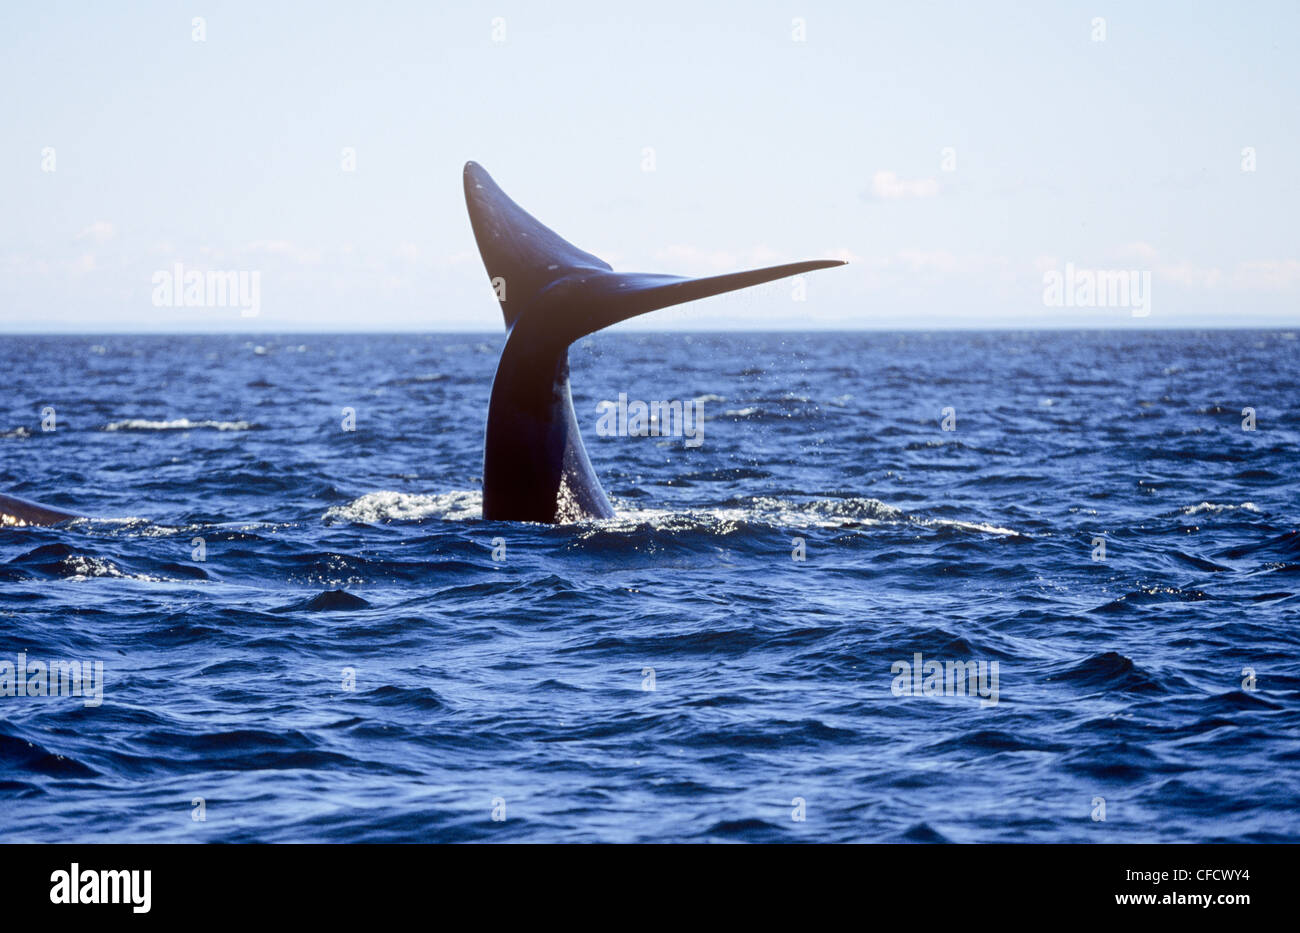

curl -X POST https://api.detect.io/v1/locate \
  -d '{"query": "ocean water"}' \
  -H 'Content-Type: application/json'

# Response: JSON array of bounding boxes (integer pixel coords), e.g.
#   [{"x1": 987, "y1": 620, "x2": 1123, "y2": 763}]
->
[{"x1": 1, "y1": 330, "x2": 1297, "y2": 843}]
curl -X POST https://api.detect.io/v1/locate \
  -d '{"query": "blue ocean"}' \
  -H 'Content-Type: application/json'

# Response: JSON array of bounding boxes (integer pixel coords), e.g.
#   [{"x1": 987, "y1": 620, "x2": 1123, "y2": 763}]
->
[{"x1": 1, "y1": 330, "x2": 1297, "y2": 843}]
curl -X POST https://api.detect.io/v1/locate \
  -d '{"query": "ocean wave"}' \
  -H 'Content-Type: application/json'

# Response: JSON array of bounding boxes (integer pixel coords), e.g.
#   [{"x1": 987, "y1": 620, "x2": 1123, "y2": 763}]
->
[
  {"x1": 104, "y1": 418, "x2": 254, "y2": 432},
  {"x1": 1093, "y1": 585, "x2": 1214, "y2": 613},
  {"x1": 0, "y1": 733, "x2": 99, "y2": 778},
  {"x1": 6, "y1": 332, "x2": 1295, "y2": 843},
  {"x1": 1177, "y1": 501, "x2": 1261, "y2": 516},
  {"x1": 58, "y1": 555, "x2": 131, "y2": 580},
  {"x1": 919, "y1": 518, "x2": 1023, "y2": 537},
  {"x1": 609, "y1": 496, "x2": 905, "y2": 533},
  {"x1": 323, "y1": 490, "x2": 483, "y2": 523},
  {"x1": 594, "y1": 496, "x2": 1023, "y2": 540},
  {"x1": 1046, "y1": 651, "x2": 1172, "y2": 694},
  {"x1": 318, "y1": 489, "x2": 1021, "y2": 540},
  {"x1": 274, "y1": 589, "x2": 373, "y2": 612},
  {"x1": 33, "y1": 554, "x2": 174, "y2": 583},
  {"x1": 382, "y1": 372, "x2": 448, "y2": 386}
]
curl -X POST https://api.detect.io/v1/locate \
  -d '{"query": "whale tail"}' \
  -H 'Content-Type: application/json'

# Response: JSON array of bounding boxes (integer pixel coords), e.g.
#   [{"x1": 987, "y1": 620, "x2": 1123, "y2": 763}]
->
[
  {"x1": 465, "y1": 160, "x2": 846, "y2": 523},
  {"x1": 463, "y1": 161, "x2": 845, "y2": 342}
]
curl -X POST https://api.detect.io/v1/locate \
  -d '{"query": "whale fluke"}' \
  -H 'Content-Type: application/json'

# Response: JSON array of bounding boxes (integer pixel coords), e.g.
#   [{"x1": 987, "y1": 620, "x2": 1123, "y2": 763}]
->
[
  {"x1": 465, "y1": 162, "x2": 843, "y2": 342},
  {"x1": 0, "y1": 493, "x2": 79, "y2": 527},
  {"x1": 465, "y1": 161, "x2": 845, "y2": 523}
]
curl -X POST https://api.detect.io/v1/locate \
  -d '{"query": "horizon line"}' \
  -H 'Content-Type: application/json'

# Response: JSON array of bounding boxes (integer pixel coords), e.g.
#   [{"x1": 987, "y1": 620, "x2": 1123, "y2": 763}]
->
[{"x1": 1, "y1": 324, "x2": 1298, "y2": 337}]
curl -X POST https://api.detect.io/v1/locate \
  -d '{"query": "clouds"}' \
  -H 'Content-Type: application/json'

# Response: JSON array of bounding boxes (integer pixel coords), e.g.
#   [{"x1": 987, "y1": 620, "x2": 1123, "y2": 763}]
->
[
  {"x1": 653, "y1": 244, "x2": 788, "y2": 274},
  {"x1": 1036, "y1": 244, "x2": 1300, "y2": 295},
  {"x1": 868, "y1": 170, "x2": 941, "y2": 200},
  {"x1": 241, "y1": 240, "x2": 323, "y2": 267},
  {"x1": 6, "y1": 211, "x2": 1296, "y2": 334},
  {"x1": 3, "y1": 1, "x2": 1298, "y2": 331},
  {"x1": 1156, "y1": 261, "x2": 1223, "y2": 289},
  {"x1": 1115, "y1": 242, "x2": 1159, "y2": 262},
  {"x1": 75, "y1": 221, "x2": 116, "y2": 242},
  {"x1": 1234, "y1": 259, "x2": 1300, "y2": 290}
]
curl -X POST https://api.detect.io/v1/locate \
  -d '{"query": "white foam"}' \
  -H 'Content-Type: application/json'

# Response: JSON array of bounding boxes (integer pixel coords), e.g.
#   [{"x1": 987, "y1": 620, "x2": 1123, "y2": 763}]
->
[
  {"x1": 104, "y1": 418, "x2": 252, "y2": 432},
  {"x1": 323, "y1": 490, "x2": 483, "y2": 524},
  {"x1": 609, "y1": 496, "x2": 912, "y2": 532},
  {"x1": 319, "y1": 489, "x2": 1020, "y2": 538},
  {"x1": 1179, "y1": 501, "x2": 1260, "y2": 516},
  {"x1": 52, "y1": 555, "x2": 168, "y2": 582},
  {"x1": 920, "y1": 518, "x2": 1022, "y2": 537}
]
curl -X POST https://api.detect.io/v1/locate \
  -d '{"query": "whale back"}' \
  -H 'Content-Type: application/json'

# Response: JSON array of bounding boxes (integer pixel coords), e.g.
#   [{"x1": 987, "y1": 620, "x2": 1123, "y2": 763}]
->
[{"x1": 0, "y1": 493, "x2": 78, "y2": 527}]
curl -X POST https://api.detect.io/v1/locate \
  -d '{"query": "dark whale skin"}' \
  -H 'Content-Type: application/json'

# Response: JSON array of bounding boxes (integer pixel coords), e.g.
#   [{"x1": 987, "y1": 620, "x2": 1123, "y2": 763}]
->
[{"x1": 464, "y1": 161, "x2": 844, "y2": 523}]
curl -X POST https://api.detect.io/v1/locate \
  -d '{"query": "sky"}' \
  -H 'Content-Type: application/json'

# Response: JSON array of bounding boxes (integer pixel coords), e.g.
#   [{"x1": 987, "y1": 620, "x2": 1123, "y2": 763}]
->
[{"x1": 1, "y1": 0, "x2": 1297, "y2": 332}]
